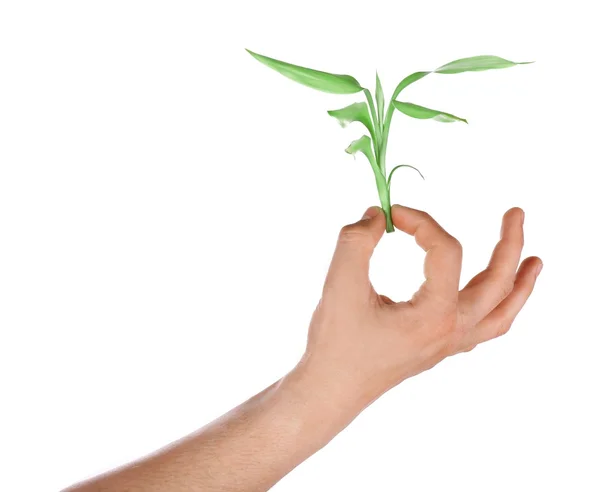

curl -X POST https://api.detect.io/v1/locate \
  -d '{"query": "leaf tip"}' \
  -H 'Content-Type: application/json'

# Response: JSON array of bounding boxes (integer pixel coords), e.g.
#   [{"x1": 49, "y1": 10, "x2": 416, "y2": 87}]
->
[
  {"x1": 245, "y1": 48, "x2": 261, "y2": 61},
  {"x1": 327, "y1": 110, "x2": 347, "y2": 128}
]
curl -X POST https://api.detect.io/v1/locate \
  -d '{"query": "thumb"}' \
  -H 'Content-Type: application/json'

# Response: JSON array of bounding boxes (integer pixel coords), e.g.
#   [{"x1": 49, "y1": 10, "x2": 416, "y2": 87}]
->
[{"x1": 324, "y1": 206, "x2": 385, "y2": 291}]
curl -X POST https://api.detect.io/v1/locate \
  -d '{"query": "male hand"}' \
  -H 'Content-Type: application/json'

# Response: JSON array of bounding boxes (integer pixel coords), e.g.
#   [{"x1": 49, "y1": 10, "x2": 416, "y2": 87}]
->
[{"x1": 298, "y1": 205, "x2": 542, "y2": 411}]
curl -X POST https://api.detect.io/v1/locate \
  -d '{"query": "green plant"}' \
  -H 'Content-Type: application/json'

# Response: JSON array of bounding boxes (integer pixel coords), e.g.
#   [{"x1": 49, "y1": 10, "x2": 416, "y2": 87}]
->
[{"x1": 246, "y1": 49, "x2": 531, "y2": 232}]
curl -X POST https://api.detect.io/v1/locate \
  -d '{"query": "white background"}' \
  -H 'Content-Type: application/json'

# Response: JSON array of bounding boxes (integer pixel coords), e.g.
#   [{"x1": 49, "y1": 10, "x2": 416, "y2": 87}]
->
[{"x1": 1, "y1": 1, "x2": 599, "y2": 490}]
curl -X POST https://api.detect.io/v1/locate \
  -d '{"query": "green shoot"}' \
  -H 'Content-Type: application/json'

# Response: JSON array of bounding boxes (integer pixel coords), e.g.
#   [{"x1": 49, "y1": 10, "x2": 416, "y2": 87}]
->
[{"x1": 246, "y1": 49, "x2": 531, "y2": 232}]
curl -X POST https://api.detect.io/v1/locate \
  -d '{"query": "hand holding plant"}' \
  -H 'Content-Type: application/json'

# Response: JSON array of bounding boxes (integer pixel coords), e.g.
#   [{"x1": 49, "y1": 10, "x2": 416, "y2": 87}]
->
[
  {"x1": 247, "y1": 49, "x2": 531, "y2": 232},
  {"x1": 296, "y1": 205, "x2": 542, "y2": 412}
]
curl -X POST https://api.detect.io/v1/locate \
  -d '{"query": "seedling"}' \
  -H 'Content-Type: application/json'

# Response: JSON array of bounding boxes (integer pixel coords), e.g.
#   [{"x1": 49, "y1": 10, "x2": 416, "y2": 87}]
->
[{"x1": 247, "y1": 49, "x2": 531, "y2": 232}]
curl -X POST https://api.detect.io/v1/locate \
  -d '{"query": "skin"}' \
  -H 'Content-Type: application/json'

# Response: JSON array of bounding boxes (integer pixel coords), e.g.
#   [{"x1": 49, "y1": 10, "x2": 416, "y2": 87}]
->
[{"x1": 65, "y1": 204, "x2": 542, "y2": 492}]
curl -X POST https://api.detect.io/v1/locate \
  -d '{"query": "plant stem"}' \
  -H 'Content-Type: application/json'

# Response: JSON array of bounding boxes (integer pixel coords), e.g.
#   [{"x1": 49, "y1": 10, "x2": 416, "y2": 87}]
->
[
  {"x1": 377, "y1": 81, "x2": 412, "y2": 232},
  {"x1": 373, "y1": 168, "x2": 394, "y2": 233},
  {"x1": 382, "y1": 198, "x2": 394, "y2": 233},
  {"x1": 363, "y1": 87, "x2": 393, "y2": 232}
]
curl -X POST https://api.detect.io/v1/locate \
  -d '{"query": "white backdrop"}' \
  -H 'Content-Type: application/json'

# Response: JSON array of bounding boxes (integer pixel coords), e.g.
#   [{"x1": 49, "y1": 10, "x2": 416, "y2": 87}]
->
[{"x1": 1, "y1": 1, "x2": 599, "y2": 490}]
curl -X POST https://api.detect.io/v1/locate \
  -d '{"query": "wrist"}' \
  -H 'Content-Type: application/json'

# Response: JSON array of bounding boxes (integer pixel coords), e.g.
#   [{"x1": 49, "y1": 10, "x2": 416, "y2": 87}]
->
[{"x1": 277, "y1": 357, "x2": 369, "y2": 434}]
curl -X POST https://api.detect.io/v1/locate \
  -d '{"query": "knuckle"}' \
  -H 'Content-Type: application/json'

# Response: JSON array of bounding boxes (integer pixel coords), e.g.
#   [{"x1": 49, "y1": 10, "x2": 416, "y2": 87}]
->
[
  {"x1": 488, "y1": 271, "x2": 515, "y2": 299},
  {"x1": 499, "y1": 277, "x2": 515, "y2": 299},
  {"x1": 338, "y1": 224, "x2": 367, "y2": 242},
  {"x1": 447, "y1": 236, "x2": 463, "y2": 254},
  {"x1": 495, "y1": 320, "x2": 513, "y2": 338},
  {"x1": 420, "y1": 211, "x2": 433, "y2": 222}
]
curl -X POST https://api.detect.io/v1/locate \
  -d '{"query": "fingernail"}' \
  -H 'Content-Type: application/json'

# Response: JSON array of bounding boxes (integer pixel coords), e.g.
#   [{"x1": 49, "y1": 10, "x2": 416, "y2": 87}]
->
[
  {"x1": 535, "y1": 261, "x2": 543, "y2": 277},
  {"x1": 521, "y1": 210, "x2": 525, "y2": 225},
  {"x1": 362, "y1": 207, "x2": 380, "y2": 220}
]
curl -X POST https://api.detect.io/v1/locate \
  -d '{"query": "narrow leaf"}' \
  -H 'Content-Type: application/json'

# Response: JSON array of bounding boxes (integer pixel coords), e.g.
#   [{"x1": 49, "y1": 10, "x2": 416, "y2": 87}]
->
[
  {"x1": 387, "y1": 164, "x2": 425, "y2": 189},
  {"x1": 345, "y1": 135, "x2": 377, "y2": 171},
  {"x1": 390, "y1": 56, "x2": 530, "y2": 98},
  {"x1": 375, "y1": 72, "x2": 385, "y2": 124},
  {"x1": 328, "y1": 102, "x2": 376, "y2": 141},
  {"x1": 392, "y1": 101, "x2": 468, "y2": 124},
  {"x1": 435, "y1": 55, "x2": 533, "y2": 74},
  {"x1": 392, "y1": 71, "x2": 430, "y2": 98},
  {"x1": 246, "y1": 49, "x2": 363, "y2": 94}
]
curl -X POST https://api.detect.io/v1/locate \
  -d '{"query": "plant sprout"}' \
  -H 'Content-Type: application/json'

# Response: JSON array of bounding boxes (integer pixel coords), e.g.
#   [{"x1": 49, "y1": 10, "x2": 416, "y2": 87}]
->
[{"x1": 247, "y1": 49, "x2": 531, "y2": 232}]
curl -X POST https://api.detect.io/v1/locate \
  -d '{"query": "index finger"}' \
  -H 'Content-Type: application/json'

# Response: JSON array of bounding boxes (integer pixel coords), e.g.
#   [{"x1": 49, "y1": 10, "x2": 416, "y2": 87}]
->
[{"x1": 392, "y1": 204, "x2": 462, "y2": 304}]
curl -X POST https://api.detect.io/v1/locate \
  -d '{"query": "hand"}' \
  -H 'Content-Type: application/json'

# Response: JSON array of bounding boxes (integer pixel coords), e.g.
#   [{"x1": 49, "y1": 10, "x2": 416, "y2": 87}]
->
[{"x1": 297, "y1": 204, "x2": 542, "y2": 411}]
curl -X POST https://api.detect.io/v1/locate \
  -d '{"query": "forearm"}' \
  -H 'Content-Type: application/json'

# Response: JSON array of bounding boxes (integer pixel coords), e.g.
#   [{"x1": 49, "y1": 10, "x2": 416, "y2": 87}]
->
[{"x1": 65, "y1": 361, "x2": 362, "y2": 492}]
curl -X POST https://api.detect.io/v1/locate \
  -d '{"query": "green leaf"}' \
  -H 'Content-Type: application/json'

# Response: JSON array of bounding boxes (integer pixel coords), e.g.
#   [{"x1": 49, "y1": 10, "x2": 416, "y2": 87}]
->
[
  {"x1": 345, "y1": 135, "x2": 377, "y2": 170},
  {"x1": 392, "y1": 101, "x2": 468, "y2": 124},
  {"x1": 392, "y1": 71, "x2": 430, "y2": 97},
  {"x1": 246, "y1": 49, "x2": 363, "y2": 94},
  {"x1": 387, "y1": 164, "x2": 425, "y2": 189},
  {"x1": 390, "y1": 56, "x2": 530, "y2": 99},
  {"x1": 435, "y1": 55, "x2": 533, "y2": 74},
  {"x1": 375, "y1": 73, "x2": 385, "y2": 125},
  {"x1": 328, "y1": 102, "x2": 376, "y2": 141}
]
